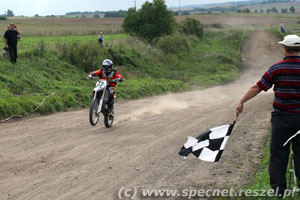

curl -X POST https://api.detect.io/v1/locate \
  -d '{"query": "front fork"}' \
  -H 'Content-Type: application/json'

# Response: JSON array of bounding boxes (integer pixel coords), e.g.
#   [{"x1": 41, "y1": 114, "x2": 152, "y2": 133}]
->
[{"x1": 94, "y1": 90, "x2": 105, "y2": 114}]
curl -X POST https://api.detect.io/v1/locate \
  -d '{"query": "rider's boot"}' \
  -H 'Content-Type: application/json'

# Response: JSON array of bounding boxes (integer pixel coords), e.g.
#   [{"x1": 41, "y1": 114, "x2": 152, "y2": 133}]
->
[{"x1": 108, "y1": 98, "x2": 114, "y2": 116}]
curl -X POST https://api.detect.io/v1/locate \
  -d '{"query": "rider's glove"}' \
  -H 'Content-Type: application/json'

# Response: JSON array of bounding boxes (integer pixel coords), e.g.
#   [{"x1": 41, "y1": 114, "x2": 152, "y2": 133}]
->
[
  {"x1": 88, "y1": 74, "x2": 93, "y2": 79},
  {"x1": 114, "y1": 78, "x2": 124, "y2": 82}
]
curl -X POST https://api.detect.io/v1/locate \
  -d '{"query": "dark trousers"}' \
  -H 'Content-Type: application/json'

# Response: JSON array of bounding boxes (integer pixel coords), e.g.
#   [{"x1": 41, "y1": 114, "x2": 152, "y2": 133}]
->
[
  {"x1": 8, "y1": 44, "x2": 17, "y2": 63},
  {"x1": 269, "y1": 114, "x2": 300, "y2": 193}
]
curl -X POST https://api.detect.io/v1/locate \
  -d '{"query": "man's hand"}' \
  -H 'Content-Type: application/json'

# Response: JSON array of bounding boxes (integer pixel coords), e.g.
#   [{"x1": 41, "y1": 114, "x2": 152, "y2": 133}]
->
[
  {"x1": 236, "y1": 101, "x2": 244, "y2": 119},
  {"x1": 5, "y1": 44, "x2": 8, "y2": 49},
  {"x1": 235, "y1": 84, "x2": 262, "y2": 120},
  {"x1": 88, "y1": 74, "x2": 93, "y2": 79}
]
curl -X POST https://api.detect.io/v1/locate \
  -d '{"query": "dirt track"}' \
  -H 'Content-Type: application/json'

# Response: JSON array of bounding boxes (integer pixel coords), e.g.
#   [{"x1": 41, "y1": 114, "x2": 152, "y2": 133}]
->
[{"x1": 0, "y1": 31, "x2": 281, "y2": 199}]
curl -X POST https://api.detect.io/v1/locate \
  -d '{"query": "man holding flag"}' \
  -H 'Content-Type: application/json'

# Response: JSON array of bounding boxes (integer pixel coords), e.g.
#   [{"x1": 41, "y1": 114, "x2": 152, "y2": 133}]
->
[{"x1": 236, "y1": 35, "x2": 300, "y2": 195}]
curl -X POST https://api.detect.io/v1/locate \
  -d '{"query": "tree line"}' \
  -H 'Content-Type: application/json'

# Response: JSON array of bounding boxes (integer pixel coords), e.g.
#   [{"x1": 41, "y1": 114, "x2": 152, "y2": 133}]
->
[
  {"x1": 237, "y1": 5, "x2": 296, "y2": 13},
  {"x1": 66, "y1": 10, "x2": 127, "y2": 18}
]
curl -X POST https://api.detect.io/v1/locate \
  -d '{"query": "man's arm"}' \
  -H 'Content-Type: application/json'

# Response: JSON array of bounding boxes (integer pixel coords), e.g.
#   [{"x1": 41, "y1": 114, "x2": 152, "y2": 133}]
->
[
  {"x1": 236, "y1": 84, "x2": 262, "y2": 119},
  {"x1": 3, "y1": 37, "x2": 8, "y2": 49},
  {"x1": 15, "y1": 25, "x2": 22, "y2": 35}
]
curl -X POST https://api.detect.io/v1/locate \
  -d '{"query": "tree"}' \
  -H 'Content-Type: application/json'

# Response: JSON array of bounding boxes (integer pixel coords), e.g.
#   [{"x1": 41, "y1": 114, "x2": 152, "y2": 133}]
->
[
  {"x1": 182, "y1": 11, "x2": 190, "y2": 16},
  {"x1": 0, "y1": 16, "x2": 8, "y2": 20},
  {"x1": 34, "y1": 14, "x2": 39, "y2": 17},
  {"x1": 94, "y1": 14, "x2": 100, "y2": 18},
  {"x1": 290, "y1": 6, "x2": 296, "y2": 13},
  {"x1": 271, "y1": 7, "x2": 278, "y2": 13},
  {"x1": 122, "y1": 0, "x2": 176, "y2": 41},
  {"x1": 281, "y1": 8, "x2": 288, "y2": 13},
  {"x1": 242, "y1": 8, "x2": 251, "y2": 13},
  {"x1": 260, "y1": 9, "x2": 264, "y2": 13},
  {"x1": 104, "y1": 10, "x2": 126, "y2": 18},
  {"x1": 6, "y1": 9, "x2": 14, "y2": 17}
]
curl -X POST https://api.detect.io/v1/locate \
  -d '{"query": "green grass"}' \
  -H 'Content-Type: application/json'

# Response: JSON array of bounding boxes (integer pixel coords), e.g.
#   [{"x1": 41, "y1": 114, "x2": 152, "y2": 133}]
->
[
  {"x1": 0, "y1": 29, "x2": 245, "y2": 119},
  {"x1": 18, "y1": 33, "x2": 130, "y2": 53}
]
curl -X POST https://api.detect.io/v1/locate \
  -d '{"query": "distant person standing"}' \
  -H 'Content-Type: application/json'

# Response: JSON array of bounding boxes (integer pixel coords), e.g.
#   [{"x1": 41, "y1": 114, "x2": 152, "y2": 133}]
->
[
  {"x1": 280, "y1": 22, "x2": 286, "y2": 34},
  {"x1": 98, "y1": 32, "x2": 104, "y2": 46},
  {"x1": 3, "y1": 23, "x2": 22, "y2": 64}
]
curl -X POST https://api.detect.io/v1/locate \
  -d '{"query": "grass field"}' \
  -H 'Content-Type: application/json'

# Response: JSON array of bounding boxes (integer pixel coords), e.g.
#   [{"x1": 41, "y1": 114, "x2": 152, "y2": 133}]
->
[{"x1": 17, "y1": 33, "x2": 129, "y2": 53}]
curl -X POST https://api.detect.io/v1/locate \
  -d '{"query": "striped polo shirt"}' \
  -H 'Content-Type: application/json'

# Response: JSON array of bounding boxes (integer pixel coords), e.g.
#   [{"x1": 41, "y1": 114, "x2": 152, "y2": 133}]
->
[{"x1": 257, "y1": 56, "x2": 300, "y2": 114}]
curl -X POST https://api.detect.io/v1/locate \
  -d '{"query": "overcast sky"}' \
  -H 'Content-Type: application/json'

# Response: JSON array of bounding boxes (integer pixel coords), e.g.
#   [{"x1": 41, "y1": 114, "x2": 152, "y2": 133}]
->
[{"x1": 1, "y1": 0, "x2": 244, "y2": 16}]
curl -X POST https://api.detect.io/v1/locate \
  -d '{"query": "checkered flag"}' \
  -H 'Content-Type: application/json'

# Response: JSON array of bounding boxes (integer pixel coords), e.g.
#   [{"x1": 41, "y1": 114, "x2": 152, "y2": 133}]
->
[{"x1": 179, "y1": 122, "x2": 235, "y2": 162}]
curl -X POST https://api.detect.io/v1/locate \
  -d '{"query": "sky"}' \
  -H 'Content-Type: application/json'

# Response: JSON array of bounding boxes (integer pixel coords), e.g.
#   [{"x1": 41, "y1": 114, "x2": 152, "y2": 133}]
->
[{"x1": 1, "y1": 0, "x2": 245, "y2": 16}]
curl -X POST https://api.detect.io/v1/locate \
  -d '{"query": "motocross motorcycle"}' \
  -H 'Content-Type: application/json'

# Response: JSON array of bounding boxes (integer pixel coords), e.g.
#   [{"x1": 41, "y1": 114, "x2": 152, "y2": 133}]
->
[{"x1": 88, "y1": 77, "x2": 121, "y2": 128}]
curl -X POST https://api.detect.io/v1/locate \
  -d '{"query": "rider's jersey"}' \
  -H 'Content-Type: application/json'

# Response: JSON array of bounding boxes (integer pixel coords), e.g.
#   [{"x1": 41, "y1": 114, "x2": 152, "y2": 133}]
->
[{"x1": 90, "y1": 69, "x2": 123, "y2": 87}]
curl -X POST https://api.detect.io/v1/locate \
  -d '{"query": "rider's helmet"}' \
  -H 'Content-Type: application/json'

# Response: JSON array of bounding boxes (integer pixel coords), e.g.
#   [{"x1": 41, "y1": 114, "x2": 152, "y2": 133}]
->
[{"x1": 102, "y1": 59, "x2": 113, "y2": 74}]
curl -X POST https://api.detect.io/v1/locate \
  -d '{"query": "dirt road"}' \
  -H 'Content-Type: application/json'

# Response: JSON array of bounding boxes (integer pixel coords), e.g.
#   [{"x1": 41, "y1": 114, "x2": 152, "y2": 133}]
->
[{"x1": 0, "y1": 31, "x2": 281, "y2": 200}]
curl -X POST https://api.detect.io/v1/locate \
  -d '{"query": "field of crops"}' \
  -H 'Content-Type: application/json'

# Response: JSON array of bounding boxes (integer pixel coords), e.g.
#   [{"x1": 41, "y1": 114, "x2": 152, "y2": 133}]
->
[
  {"x1": 0, "y1": 17, "x2": 124, "y2": 36},
  {"x1": 1, "y1": 13, "x2": 299, "y2": 37}
]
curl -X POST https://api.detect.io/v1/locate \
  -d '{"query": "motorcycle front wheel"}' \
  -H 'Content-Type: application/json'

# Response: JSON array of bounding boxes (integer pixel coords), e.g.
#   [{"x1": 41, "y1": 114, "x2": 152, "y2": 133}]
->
[{"x1": 89, "y1": 99, "x2": 100, "y2": 126}]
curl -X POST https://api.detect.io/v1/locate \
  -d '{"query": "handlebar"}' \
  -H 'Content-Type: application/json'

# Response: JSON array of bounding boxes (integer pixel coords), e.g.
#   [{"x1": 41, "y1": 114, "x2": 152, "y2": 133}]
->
[
  {"x1": 87, "y1": 75, "x2": 124, "y2": 83},
  {"x1": 105, "y1": 78, "x2": 123, "y2": 83}
]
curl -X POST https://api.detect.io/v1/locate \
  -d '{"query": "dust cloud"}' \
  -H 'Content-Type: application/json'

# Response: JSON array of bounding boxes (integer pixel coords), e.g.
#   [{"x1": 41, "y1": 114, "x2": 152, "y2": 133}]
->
[{"x1": 116, "y1": 96, "x2": 189, "y2": 124}]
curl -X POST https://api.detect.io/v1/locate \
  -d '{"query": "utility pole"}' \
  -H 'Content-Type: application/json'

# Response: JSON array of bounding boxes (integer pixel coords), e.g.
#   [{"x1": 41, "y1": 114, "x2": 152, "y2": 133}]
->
[
  {"x1": 179, "y1": 0, "x2": 181, "y2": 14},
  {"x1": 134, "y1": 0, "x2": 136, "y2": 8}
]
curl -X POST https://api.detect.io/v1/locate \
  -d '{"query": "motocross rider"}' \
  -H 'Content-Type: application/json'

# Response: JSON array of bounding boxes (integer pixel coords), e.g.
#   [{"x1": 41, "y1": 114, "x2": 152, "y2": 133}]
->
[{"x1": 88, "y1": 59, "x2": 124, "y2": 114}]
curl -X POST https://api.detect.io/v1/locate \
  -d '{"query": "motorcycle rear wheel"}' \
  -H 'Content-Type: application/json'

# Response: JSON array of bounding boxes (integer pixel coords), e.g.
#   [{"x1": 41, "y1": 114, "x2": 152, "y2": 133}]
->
[
  {"x1": 104, "y1": 112, "x2": 113, "y2": 128},
  {"x1": 89, "y1": 99, "x2": 100, "y2": 126}
]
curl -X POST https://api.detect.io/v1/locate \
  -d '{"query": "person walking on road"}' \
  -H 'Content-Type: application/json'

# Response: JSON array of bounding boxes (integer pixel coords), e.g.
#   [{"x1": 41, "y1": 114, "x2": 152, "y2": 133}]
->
[
  {"x1": 280, "y1": 22, "x2": 286, "y2": 34},
  {"x1": 236, "y1": 34, "x2": 300, "y2": 195},
  {"x1": 3, "y1": 23, "x2": 22, "y2": 64}
]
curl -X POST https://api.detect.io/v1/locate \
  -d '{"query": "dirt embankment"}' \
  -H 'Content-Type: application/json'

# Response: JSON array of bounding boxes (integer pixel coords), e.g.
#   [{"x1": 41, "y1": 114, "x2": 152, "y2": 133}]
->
[{"x1": 0, "y1": 31, "x2": 281, "y2": 200}]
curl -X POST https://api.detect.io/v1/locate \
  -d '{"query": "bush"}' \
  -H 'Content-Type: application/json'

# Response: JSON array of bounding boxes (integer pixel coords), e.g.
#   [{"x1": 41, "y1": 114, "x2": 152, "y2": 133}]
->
[
  {"x1": 155, "y1": 33, "x2": 191, "y2": 54},
  {"x1": 122, "y1": 0, "x2": 176, "y2": 41},
  {"x1": 0, "y1": 16, "x2": 7, "y2": 20},
  {"x1": 56, "y1": 42, "x2": 110, "y2": 72},
  {"x1": 211, "y1": 23, "x2": 223, "y2": 29},
  {"x1": 178, "y1": 18, "x2": 203, "y2": 38}
]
